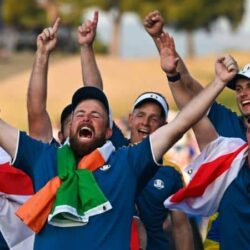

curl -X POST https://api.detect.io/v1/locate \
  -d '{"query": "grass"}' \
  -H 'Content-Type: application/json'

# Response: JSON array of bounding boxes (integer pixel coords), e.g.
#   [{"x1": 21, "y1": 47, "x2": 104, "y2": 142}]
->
[
  {"x1": 0, "y1": 51, "x2": 73, "y2": 80},
  {"x1": 0, "y1": 50, "x2": 249, "y2": 131},
  {"x1": 0, "y1": 52, "x2": 34, "y2": 80}
]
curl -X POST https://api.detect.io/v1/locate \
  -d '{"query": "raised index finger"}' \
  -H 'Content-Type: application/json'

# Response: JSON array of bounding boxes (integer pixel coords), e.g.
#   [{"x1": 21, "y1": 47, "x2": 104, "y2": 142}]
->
[
  {"x1": 52, "y1": 17, "x2": 60, "y2": 33},
  {"x1": 92, "y1": 11, "x2": 99, "y2": 27}
]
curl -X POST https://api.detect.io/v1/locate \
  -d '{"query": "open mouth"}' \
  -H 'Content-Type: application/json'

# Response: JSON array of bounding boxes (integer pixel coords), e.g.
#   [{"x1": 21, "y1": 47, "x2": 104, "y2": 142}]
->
[
  {"x1": 138, "y1": 129, "x2": 149, "y2": 139},
  {"x1": 242, "y1": 100, "x2": 250, "y2": 107},
  {"x1": 78, "y1": 126, "x2": 93, "y2": 139}
]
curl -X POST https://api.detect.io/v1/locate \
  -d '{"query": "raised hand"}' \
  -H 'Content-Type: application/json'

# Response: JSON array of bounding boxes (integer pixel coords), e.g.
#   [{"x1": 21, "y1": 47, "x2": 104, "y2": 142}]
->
[
  {"x1": 77, "y1": 11, "x2": 98, "y2": 47},
  {"x1": 215, "y1": 55, "x2": 238, "y2": 84},
  {"x1": 144, "y1": 10, "x2": 164, "y2": 38},
  {"x1": 37, "y1": 17, "x2": 60, "y2": 55},
  {"x1": 156, "y1": 32, "x2": 179, "y2": 74}
]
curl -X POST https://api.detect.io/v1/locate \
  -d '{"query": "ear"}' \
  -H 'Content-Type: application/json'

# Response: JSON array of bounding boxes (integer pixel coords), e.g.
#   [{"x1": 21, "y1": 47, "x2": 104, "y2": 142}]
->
[
  {"x1": 105, "y1": 127, "x2": 113, "y2": 139},
  {"x1": 162, "y1": 120, "x2": 168, "y2": 126},
  {"x1": 128, "y1": 113, "x2": 133, "y2": 129}
]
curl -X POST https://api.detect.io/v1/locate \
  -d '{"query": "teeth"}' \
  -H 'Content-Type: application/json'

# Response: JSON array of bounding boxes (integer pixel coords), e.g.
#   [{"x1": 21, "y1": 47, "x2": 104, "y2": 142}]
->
[
  {"x1": 242, "y1": 100, "x2": 250, "y2": 106},
  {"x1": 138, "y1": 129, "x2": 149, "y2": 139},
  {"x1": 80, "y1": 126, "x2": 91, "y2": 132},
  {"x1": 138, "y1": 128, "x2": 149, "y2": 134},
  {"x1": 79, "y1": 126, "x2": 93, "y2": 138}
]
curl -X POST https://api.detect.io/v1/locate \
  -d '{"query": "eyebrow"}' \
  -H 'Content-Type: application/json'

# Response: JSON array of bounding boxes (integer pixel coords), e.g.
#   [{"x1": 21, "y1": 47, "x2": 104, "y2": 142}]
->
[{"x1": 74, "y1": 109, "x2": 105, "y2": 117}]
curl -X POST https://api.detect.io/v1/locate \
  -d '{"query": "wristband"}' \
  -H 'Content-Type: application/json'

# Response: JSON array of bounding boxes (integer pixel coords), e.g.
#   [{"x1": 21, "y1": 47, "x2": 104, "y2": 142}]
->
[{"x1": 167, "y1": 72, "x2": 181, "y2": 83}]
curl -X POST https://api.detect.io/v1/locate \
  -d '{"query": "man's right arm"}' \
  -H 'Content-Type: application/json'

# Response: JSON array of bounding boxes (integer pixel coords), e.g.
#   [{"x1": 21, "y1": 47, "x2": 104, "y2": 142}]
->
[
  {"x1": 0, "y1": 118, "x2": 46, "y2": 173},
  {"x1": 150, "y1": 52, "x2": 237, "y2": 162},
  {"x1": 78, "y1": 11, "x2": 103, "y2": 90},
  {"x1": 144, "y1": 13, "x2": 239, "y2": 155},
  {"x1": 144, "y1": 11, "x2": 204, "y2": 109},
  {"x1": 27, "y1": 18, "x2": 60, "y2": 142},
  {"x1": 0, "y1": 119, "x2": 18, "y2": 159}
]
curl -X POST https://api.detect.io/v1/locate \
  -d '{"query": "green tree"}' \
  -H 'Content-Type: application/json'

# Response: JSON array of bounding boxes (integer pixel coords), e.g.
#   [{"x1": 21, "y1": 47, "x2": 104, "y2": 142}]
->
[
  {"x1": 39, "y1": 0, "x2": 139, "y2": 55},
  {"x1": 82, "y1": 0, "x2": 139, "y2": 56},
  {"x1": 4, "y1": 0, "x2": 243, "y2": 57},
  {"x1": 34, "y1": 0, "x2": 170, "y2": 56},
  {"x1": 2, "y1": 0, "x2": 45, "y2": 27},
  {"x1": 36, "y1": 0, "x2": 59, "y2": 24},
  {"x1": 38, "y1": 0, "x2": 84, "y2": 25},
  {"x1": 89, "y1": 0, "x2": 245, "y2": 57},
  {"x1": 160, "y1": 0, "x2": 245, "y2": 57}
]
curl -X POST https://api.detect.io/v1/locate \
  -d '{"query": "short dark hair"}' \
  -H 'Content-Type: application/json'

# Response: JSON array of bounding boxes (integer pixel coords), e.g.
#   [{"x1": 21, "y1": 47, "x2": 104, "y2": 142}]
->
[{"x1": 60, "y1": 104, "x2": 72, "y2": 132}]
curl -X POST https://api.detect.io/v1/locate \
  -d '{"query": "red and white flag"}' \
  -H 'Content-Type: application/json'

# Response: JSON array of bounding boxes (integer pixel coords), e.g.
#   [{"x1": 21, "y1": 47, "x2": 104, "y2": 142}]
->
[
  {"x1": 164, "y1": 136, "x2": 248, "y2": 216},
  {"x1": 0, "y1": 147, "x2": 34, "y2": 250}
]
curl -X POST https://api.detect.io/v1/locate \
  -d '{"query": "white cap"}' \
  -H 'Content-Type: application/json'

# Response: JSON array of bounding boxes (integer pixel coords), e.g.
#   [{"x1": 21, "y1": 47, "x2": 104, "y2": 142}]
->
[
  {"x1": 133, "y1": 92, "x2": 169, "y2": 119},
  {"x1": 228, "y1": 63, "x2": 250, "y2": 90}
]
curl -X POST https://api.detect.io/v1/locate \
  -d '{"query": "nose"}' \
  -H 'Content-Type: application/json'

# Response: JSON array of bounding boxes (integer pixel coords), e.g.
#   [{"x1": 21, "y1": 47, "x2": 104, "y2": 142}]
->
[
  {"x1": 81, "y1": 113, "x2": 90, "y2": 122},
  {"x1": 142, "y1": 116, "x2": 150, "y2": 126}
]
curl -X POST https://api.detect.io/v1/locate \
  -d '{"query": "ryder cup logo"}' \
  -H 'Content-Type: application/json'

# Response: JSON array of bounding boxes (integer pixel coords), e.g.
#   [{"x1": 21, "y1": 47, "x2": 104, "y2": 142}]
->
[
  {"x1": 100, "y1": 164, "x2": 111, "y2": 171},
  {"x1": 154, "y1": 179, "x2": 164, "y2": 190}
]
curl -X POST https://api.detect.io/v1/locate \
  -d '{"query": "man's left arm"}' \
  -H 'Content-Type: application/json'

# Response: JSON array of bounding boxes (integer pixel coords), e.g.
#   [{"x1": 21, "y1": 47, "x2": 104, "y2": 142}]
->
[
  {"x1": 78, "y1": 11, "x2": 103, "y2": 89},
  {"x1": 171, "y1": 211, "x2": 194, "y2": 250}
]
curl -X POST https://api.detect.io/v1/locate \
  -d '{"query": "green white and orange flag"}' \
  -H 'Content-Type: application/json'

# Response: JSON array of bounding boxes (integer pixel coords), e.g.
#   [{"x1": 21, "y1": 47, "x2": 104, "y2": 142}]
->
[{"x1": 16, "y1": 141, "x2": 115, "y2": 233}]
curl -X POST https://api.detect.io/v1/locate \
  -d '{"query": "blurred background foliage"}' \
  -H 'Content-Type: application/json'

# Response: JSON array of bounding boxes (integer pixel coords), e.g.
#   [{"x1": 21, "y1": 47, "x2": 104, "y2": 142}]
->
[
  {"x1": 0, "y1": 0, "x2": 246, "y2": 56},
  {"x1": 0, "y1": 0, "x2": 247, "y2": 114}
]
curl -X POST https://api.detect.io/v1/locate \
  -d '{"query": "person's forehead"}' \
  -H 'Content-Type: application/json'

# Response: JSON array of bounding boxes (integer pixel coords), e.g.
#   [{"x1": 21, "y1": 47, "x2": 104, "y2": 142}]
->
[
  {"x1": 134, "y1": 101, "x2": 163, "y2": 115},
  {"x1": 235, "y1": 77, "x2": 250, "y2": 87},
  {"x1": 75, "y1": 99, "x2": 106, "y2": 111}
]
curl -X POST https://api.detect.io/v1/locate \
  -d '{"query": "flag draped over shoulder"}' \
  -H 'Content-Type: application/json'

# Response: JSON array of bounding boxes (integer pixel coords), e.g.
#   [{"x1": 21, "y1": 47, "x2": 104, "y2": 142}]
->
[
  {"x1": 164, "y1": 136, "x2": 248, "y2": 216},
  {"x1": 0, "y1": 162, "x2": 35, "y2": 250},
  {"x1": 17, "y1": 141, "x2": 115, "y2": 233}
]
